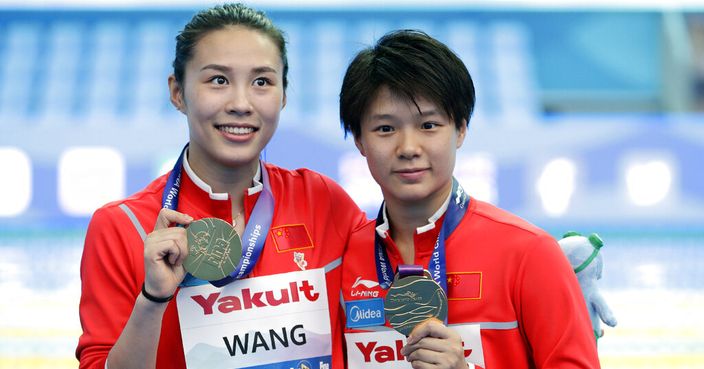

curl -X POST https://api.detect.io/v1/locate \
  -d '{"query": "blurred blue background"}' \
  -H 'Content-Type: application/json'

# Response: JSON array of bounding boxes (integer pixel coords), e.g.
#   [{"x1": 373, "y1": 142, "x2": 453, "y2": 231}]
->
[{"x1": 1, "y1": 1, "x2": 703, "y2": 368}]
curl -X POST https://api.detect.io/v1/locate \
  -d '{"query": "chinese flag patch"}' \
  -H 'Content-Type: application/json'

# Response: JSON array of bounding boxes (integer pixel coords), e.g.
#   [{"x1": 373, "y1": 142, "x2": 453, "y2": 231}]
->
[
  {"x1": 447, "y1": 272, "x2": 482, "y2": 300},
  {"x1": 271, "y1": 224, "x2": 314, "y2": 252}
]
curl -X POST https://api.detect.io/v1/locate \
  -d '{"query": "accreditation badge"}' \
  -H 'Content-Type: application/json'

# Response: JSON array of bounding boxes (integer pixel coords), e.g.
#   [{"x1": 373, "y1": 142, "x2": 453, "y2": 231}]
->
[
  {"x1": 177, "y1": 268, "x2": 332, "y2": 369},
  {"x1": 345, "y1": 324, "x2": 485, "y2": 369}
]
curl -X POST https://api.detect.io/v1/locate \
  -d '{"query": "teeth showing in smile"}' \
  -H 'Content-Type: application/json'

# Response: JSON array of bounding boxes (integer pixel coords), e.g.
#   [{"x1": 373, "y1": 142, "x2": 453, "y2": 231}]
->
[{"x1": 219, "y1": 126, "x2": 255, "y2": 135}]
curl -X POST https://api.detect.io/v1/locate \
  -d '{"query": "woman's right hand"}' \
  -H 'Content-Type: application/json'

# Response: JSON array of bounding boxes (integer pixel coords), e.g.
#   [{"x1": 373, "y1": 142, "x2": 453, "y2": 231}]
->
[{"x1": 143, "y1": 208, "x2": 194, "y2": 299}]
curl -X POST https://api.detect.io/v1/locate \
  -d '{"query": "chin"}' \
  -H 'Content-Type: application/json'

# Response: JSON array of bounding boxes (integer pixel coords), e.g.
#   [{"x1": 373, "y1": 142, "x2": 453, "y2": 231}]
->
[
  {"x1": 216, "y1": 151, "x2": 259, "y2": 167},
  {"x1": 390, "y1": 190, "x2": 434, "y2": 204}
]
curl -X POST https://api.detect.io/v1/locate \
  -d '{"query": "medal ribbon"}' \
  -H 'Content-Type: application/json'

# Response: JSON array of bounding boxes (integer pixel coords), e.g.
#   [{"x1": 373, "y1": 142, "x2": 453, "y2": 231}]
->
[
  {"x1": 161, "y1": 145, "x2": 187, "y2": 211},
  {"x1": 397, "y1": 264, "x2": 424, "y2": 277},
  {"x1": 211, "y1": 161, "x2": 274, "y2": 287},
  {"x1": 161, "y1": 144, "x2": 275, "y2": 287},
  {"x1": 374, "y1": 178, "x2": 469, "y2": 293}
]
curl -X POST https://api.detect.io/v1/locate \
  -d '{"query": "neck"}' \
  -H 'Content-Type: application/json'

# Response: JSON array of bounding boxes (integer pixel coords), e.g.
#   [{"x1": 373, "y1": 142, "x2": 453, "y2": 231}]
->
[
  {"x1": 385, "y1": 205, "x2": 429, "y2": 244},
  {"x1": 186, "y1": 147, "x2": 258, "y2": 206},
  {"x1": 383, "y1": 181, "x2": 453, "y2": 262},
  {"x1": 385, "y1": 205, "x2": 423, "y2": 264}
]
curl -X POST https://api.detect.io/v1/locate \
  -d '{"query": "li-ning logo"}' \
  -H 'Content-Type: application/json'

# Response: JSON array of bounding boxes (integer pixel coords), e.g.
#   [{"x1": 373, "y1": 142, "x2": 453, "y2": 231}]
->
[
  {"x1": 352, "y1": 276, "x2": 379, "y2": 289},
  {"x1": 351, "y1": 277, "x2": 380, "y2": 298}
]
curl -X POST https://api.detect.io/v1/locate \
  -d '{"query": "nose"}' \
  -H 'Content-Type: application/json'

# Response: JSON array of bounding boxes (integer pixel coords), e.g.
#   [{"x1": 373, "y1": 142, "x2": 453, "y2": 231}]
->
[
  {"x1": 397, "y1": 129, "x2": 422, "y2": 160},
  {"x1": 225, "y1": 85, "x2": 253, "y2": 116}
]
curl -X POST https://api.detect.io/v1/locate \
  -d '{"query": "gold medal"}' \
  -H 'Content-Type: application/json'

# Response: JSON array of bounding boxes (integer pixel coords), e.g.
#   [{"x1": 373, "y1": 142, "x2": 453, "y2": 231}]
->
[
  {"x1": 384, "y1": 269, "x2": 448, "y2": 336},
  {"x1": 185, "y1": 217, "x2": 242, "y2": 281}
]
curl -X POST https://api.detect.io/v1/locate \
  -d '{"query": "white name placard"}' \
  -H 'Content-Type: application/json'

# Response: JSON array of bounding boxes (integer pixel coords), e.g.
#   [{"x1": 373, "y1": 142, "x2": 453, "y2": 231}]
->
[
  {"x1": 345, "y1": 324, "x2": 484, "y2": 369},
  {"x1": 177, "y1": 268, "x2": 332, "y2": 369}
]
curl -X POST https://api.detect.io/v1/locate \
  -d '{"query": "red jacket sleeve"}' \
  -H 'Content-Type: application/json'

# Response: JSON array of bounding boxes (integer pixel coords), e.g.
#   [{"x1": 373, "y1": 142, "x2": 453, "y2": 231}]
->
[
  {"x1": 514, "y1": 233, "x2": 601, "y2": 369},
  {"x1": 76, "y1": 205, "x2": 144, "y2": 369}
]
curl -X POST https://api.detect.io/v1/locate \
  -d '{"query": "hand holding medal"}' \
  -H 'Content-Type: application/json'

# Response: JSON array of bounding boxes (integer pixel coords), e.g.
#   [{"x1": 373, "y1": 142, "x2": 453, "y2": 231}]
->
[
  {"x1": 144, "y1": 212, "x2": 244, "y2": 301},
  {"x1": 143, "y1": 208, "x2": 195, "y2": 302},
  {"x1": 400, "y1": 318, "x2": 467, "y2": 369},
  {"x1": 385, "y1": 265, "x2": 467, "y2": 368},
  {"x1": 384, "y1": 264, "x2": 448, "y2": 336}
]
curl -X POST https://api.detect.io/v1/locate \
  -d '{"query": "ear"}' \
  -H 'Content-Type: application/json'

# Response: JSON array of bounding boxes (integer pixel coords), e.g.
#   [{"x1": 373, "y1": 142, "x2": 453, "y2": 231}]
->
[
  {"x1": 354, "y1": 136, "x2": 367, "y2": 157},
  {"x1": 281, "y1": 91, "x2": 287, "y2": 110},
  {"x1": 168, "y1": 74, "x2": 186, "y2": 113},
  {"x1": 456, "y1": 119, "x2": 468, "y2": 148}
]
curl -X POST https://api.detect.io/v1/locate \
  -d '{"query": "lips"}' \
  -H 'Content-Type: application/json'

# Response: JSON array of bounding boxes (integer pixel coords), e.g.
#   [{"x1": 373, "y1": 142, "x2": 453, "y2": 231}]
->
[
  {"x1": 394, "y1": 168, "x2": 429, "y2": 181},
  {"x1": 395, "y1": 168, "x2": 427, "y2": 174},
  {"x1": 215, "y1": 124, "x2": 258, "y2": 135}
]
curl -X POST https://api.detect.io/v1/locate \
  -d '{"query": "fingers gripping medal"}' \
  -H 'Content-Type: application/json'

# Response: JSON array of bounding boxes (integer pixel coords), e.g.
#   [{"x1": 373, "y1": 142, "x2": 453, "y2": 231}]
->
[
  {"x1": 185, "y1": 218, "x2": 242, "y2": 281},
  {"x1": 384, "y1": 264, "x2": 448, "y2": 336}
]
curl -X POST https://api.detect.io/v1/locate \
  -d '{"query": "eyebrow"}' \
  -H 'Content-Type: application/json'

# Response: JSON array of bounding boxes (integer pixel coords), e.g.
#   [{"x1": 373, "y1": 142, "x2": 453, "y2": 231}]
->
[
  {"x1": 252, "y1": 66, "x2": 278, "y2": 74},
  {"x1": 200, "y1": 64, "x2": 279, "y2": 75},
  {"x1": 419, "y1": 109, "x2": 440, "y2": 117},
  {"x1": 200, "y1": 64, "x2": 230, "y2": 73},
  {"x1": 368, "y1": 109, "x2": 441, "y2": 121},
  {"x1": 368, "y1": 114, "x2": 397, "y2": 121}
]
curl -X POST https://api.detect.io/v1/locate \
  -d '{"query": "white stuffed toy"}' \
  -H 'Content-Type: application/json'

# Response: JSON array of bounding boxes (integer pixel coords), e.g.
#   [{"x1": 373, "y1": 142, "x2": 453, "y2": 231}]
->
[{"x1": 558, "y1": 232, "x2": 617, "y2": 341}]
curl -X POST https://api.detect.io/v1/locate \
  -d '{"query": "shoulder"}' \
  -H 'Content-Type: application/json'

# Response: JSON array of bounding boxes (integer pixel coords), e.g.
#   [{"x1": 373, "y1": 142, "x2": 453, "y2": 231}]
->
[
  {"x1": 265, "y1": 163, "x2": 336, "y2": 187},
  {"x1": 347, "y1": 219, "x2": 377, "y2": 245},
  {"x1": 470, "y1": 199, "x2": 552, "y2": 238},
  {"x1": 82, "y1": 176, "x2": 169, "y2": 275},
  {"x1": 88, "y1": 174, "x2": 167, "y2": 232},
  {"x1": 463, "y1": 198, "x2": 557, "y2": 253},
  {"x1": 264, "y1": 163, "x2": 354, "y2": 201},
  {"x1": 264, "y1": 163, "x2": 367, "y2": 238},
  {"x1": 470, "y1": 198, "x2": 547, "y2": 236}
]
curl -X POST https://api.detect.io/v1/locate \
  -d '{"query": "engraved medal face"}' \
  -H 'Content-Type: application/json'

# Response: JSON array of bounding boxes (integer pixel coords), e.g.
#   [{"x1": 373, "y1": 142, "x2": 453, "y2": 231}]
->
[
  {"x1": 185, "y1": 217, "x2": 242, "y2": 281},
  {"x1": 383, "y1": 273, "x2": 448, "y2": 336}
]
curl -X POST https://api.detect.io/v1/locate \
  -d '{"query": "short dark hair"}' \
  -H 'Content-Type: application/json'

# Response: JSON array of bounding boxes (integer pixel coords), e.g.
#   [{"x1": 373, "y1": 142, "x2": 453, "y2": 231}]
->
[
  {"x1": 340, "y1": 29, "x2": 475, "y2": 138},
  {"x1": 173, "y1": 3, "x2": 288, "y2": 89}
]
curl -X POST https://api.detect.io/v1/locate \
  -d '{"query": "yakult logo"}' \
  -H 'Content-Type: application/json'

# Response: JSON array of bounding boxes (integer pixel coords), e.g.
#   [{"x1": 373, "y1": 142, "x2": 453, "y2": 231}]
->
[
  {"x1": 355, "y1": 339, "x2": 473, "y2": 363},
  {"x1": 191, "y1": 280, "x2": 319, "y2": 315}
]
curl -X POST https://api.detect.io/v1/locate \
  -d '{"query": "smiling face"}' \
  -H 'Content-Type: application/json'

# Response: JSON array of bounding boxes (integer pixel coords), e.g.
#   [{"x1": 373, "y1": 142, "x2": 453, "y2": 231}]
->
[
  {"x1": 355, "y1": 85, "x2": 466, "y2": 211},
  {"x1": 169, "y1": 25, "x2": 286, "y2": 175}
]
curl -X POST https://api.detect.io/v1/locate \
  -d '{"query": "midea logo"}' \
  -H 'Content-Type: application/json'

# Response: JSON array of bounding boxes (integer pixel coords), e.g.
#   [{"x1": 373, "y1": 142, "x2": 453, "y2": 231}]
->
[{"x1": 349, "y1": 305, "x2": 382, "y2": 323}]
